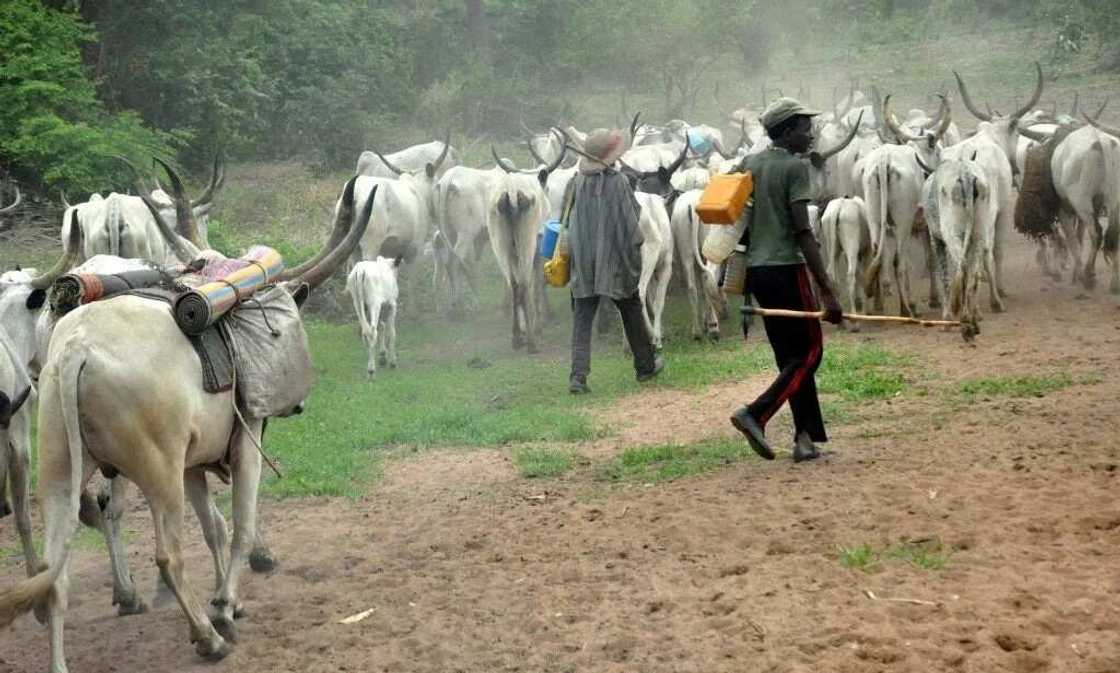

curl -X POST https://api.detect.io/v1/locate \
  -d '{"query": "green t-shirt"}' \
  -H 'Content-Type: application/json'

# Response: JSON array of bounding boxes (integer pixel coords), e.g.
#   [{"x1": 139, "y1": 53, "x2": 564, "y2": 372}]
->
[{"x1": 740, "y1": 147, "x2": 812, "y2": 267}]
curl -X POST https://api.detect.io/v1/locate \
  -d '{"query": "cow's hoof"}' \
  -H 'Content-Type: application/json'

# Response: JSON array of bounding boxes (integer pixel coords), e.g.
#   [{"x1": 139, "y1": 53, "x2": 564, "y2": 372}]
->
[
  {"x1": 212, "y1": 615, "x2": 239, "y2": 644},
  {"x1": 990, "y1": 300, "x2": 1006, "y2": 313},
  {"x1": 249, "y1": 548, "x2": 277, "y2": 573},
  {"x1": 377, "y1": 353, "x2": 388, "y2": 367},
  {"x1": 116, "y1": 596, "x2": 149, "y2": 617},
  {"x1": 706, "y1": 330, "x2": 720, "y2": 343},
  {"x1": 233, "y1": 603, "x2": 246, "y2": 620},
  {"x1": 196, "y1": 635, "x2": 232, "y2": 661}
]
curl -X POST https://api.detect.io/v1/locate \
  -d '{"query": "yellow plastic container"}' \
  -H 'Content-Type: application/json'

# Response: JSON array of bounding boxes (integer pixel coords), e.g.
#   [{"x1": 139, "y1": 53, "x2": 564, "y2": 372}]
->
[{"x1": 697, "y1": 172, "x2": 754, "y2": 225}]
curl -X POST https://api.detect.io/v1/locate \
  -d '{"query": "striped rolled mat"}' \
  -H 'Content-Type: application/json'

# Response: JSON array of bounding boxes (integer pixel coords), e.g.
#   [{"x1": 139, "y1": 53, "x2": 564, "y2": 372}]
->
[{"x1": 173, "y1": 246, "x2": 285, "y2": 335}]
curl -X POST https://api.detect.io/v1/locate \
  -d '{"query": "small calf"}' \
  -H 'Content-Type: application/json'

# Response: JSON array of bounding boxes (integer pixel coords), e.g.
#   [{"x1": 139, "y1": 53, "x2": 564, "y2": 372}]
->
[{"x1": 346, "y1": 257, "x2": 401, "y2": 378}]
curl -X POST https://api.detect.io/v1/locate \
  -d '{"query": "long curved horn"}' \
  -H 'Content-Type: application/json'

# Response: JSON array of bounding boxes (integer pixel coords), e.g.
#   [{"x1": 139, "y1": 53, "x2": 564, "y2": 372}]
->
[
  {"x1": 818, "y1": 111, "x2": 864, "y2": 161},
  {"x1": 1091, "y1": 97, "x2": 1109, "y2": 122},
  {"x1": 1084, "y1": 114, "x2": 1120, "y2": 140},
  {"x1": 276, "y1": 176, "x2": 359, "y2": 282},
  {"x1": 1019, "y1": 126, "x2": 1051, "y2": 143},
  {"x1": 628, "y1": 112, "x2": 641, "y2": 145},
  {"x1": 1070, "y1": 91, "x2": 1080, "y2": 118},
  {"x1": 1010, "y1": 62, "x2": 1045, "y2": 121},
  {"x1": 914, "y1": 153, "x2": 934, "y2": 176},
  {"x1": 526, "y1": 135, "x2": 549, "y2": 166},
  {"x1": 664, "y1": 136, "x2": 690, "y2": 175},
  {"x1": 541, "y1": 128, "x2": 567, "y2": 175},
  {"x1": 153, "y1": 157, "x2": 204, "y2": 248},
  {"x1": 491, "y1": 146, "x2": 516, "y2": 173},
  {"x1": 930, "y1": 94, "x2": 952, "y2": 141},
  {"x1": 373, "y1": 148, "x2": 407, "y2": 176},
  {"x1": 117, "y1": 156, "x2": 199, "y2": 263},
  {"x1": 883, "y1": 96, "x2": 920, "y2": 143},
  {"x1": 190, "y1": 151, "x2": 226, "y2": 208},
  {"x1": 953, "y1": 69, "x2": 992, "y2": 122},
  {"x1": 565, "y1": 143, "x2": 610, "y2": 169},
  {"x1": 29, "y1": 210, "x2": 83, "y2": 290},
  {"x1": 711, "y1": 137, "x2": 737, "y2": 160},
  {"x1": 294, "y1": 186, "x2": 376, "y2": 291},
  {"x1": 59, "y1": 189, "x2": 71, "y2": 209},
  {"x1": 432, "y1": 128, "x2": 452, "y2": 172},
  {"x1": 736, "y1": 118, "x2": 751, "y2": 151},
  {"x1": 0, "y1": 185, "x2": 21, "y2": 215}
]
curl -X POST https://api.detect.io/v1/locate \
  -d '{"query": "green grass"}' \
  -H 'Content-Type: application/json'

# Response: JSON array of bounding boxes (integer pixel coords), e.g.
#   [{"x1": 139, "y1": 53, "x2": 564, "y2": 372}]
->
[
  {"x1": 838, "y1": 543, "x2": 878, "y2": 572},
  {"x1": 594, "y1": 437, "x2": 757, "y2": 483},
  {"x1": 817, "y1": 342, "x2": 909, "y2": 401},
  {"x1": 955, "y1": 373, "x2": 1074, "y2": 400},
  {"x1": 511, "y1": 447, "x2": 576, "y2": 479},
  {"x1": 837, "y1": 540, "x2": 952, "y2": 573}
]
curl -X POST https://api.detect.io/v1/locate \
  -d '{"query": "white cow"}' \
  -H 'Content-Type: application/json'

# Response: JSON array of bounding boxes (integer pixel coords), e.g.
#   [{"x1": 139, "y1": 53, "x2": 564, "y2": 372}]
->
[
  {"x1": 356, "y1": 135, "x2": 460, "y2": 179},
  {"x1": 0, "y1": 289, "x2": 37, "y2": 586},
  {"x1": 346, "y1": 257, "x2": 401, "y2": 377},
  {"x1": 670, "y1": 190, "x2": 725, "y2": 341},
  {"x1": 432, "y1": 164, "x2": 506, "y2": 311},
  {"x1": 633, "y1": 192, "x2": 674, "y2": 350},
  {"x1": 1053, "y1": 121, "x2": 1120, "y2": 293},
  {"x1": 923, "y1": 159, "x2": 1001, "y2": 335},
  {"x1": 820, "y1": 197, "x2": 871, "y2": 329},
  {"x1": 860, "y1": 143, "x2": 926, "y2": 316},
  {"x1": 487, "y1": 146, "x2": 566, "y2": 352}
]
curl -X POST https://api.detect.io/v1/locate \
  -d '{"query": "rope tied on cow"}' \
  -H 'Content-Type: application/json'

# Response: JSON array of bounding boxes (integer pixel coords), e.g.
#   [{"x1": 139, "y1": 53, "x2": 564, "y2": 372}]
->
[
  {"x1": 1015, "y1": 125, "x2": 1075, "y2": 241},
  {"x1": 172, "y1": 246, "x2": 285, "y2": 335}
]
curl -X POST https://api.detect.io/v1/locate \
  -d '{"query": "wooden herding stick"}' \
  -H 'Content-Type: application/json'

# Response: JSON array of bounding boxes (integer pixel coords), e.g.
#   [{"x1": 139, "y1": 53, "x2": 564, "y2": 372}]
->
[{"x1": 740, "y1": 305, "x2": 961, "y2": 328}]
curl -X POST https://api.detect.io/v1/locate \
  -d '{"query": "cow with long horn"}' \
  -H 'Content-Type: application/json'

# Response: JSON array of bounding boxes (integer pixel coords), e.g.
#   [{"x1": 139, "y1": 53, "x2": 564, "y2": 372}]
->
[
  {"x1": 948, "y1": 62, "x2": 1046, "y2": 300},
  {"x1": 356, "y1": 133, "x2": 460, "y2": 179},
  {"x1": 354, "y1": 129, "x2": 452, "y2": 264},
  {"x1": 488, "y1": 142, "x2": 567, "y2": 353},
  {"x1": 0, "y1": 165, "x2": 376, "y2": 671},
  {"x1": 0, "y1": 180, "x2": 21, "y2": 218}
]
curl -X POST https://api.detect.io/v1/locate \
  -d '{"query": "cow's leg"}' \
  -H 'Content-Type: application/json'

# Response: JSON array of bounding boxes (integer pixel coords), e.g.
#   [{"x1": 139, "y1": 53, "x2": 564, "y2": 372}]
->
[
  {"x1": 6, "y1": 416, "x2": 39, "y2": 579},
  {"x1": 533, "y1": 253, "x2": 555, "y2": 325},
  {"x1": 1107, "y1": 212, "x2": 1120, "y2": 295},
  {"x1": 509, "y1": 280, "x2": 525, "y2": 350},
  {"x1": 678, "y1": 256, "x2": 703, "y2": 340},
  {"x1": 248, "y1": 418, "x2": 277, "y2": 574},
  {"x1": 636, "y1": 242, "x2": 659, "y2": 345},
  {"x1": 896, "y1": 235, "x2": 915, "y2": 318},
  {"x1": 1083, "y1": 215, "x2": 1104, "y2": 291},
  {"x1": 0, "y1": 441, "x2": 9, "y2": 519},
  {"x1": 384, "y1": 302, "x2": 399, "y2": 368},
  {"x1": 922, "y1": 228, "x2": 940, "y2": 309},
  {"x1": 931, "y1": 238, "x2": 952, "y2": 323},
  {"x1": 147, "y1": 475, "x2": 229, "y2": 660},
  {"x1": 845, "y1": 248, "x2": 863, "y2": 332},
  {"x1": 365, "y1": 302, "x2": 381, "y2": 378},
  {"x1": 700, "y1": 264, "x2": 724, "y2": 341},
  {"x1": 648, "y1": 259, "x2": 671, "y2": 350},
  {"x1": 1060, "y1": 213, "x2": 1085, "y2": 285},
  {"x1": 211, "y1": 418, "x2": 264, "y2": 644},
  {"x1": 993, "y1": 206, "x2": 1011, "y2": 298},
  {"x1": 984, "y1": 244, "x2": 1006, "y2": 313},
  {"x1": 99, "y1": 477, "x2": 149, "y2": 615},
  {"x1": 524, "y1": 274, "x2": 541, "y2": 354},
  {"x1": 184, "y1": 468, "x2": 228, "y2": 595}
]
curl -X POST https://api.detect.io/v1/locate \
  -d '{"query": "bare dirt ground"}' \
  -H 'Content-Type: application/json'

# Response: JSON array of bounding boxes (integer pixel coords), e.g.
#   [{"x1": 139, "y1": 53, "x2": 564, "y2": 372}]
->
[{"x1": 3, "y1": 237, "x2": 1119, "y2": 673}]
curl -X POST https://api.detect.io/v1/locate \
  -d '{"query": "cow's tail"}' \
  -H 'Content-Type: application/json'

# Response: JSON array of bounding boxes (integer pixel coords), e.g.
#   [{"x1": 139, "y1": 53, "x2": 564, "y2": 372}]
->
[
  {"x1": 862, "y1": 161, "x2": 890, "y2": 296},
  {"x1": 1099, "y1": 136, "x2": 1120, "y2": 262},
  {"x1": 108, "y1": 195, "x2": 121, "y2": 256},
  {"x1": 351, "y1": 272, "x2": 374, "y2": 342},
  {"x1": 688, "y1": 205, "x2": 707, "y2": 270},
  {"x1": 821, "y1": 201, "x2": 840, "y2": 279},
  {"x1": 0, "y1": 348, "x2": 84, "y2": 628},
  {"x1": 950, "y1": 179, "x2": 979, "y2": 318}
]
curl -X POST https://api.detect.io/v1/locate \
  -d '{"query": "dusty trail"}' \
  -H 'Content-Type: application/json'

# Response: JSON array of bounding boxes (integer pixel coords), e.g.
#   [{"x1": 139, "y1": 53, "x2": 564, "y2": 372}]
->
[{"x1": 2, "y1": 237, "x2": 1119, "y2": 673}]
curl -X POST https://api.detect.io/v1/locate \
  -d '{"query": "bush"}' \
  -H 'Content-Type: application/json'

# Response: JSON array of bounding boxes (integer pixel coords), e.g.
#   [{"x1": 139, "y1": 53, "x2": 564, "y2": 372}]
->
[{"x1": 0, "y1": 0, "x2": 177, "y2": 192}]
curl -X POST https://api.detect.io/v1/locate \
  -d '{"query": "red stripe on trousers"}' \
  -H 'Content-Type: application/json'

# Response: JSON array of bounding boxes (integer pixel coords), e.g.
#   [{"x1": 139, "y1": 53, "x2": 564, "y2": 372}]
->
[{"x1": 758, "y1": 266, "x2": 823, "y2": 425}]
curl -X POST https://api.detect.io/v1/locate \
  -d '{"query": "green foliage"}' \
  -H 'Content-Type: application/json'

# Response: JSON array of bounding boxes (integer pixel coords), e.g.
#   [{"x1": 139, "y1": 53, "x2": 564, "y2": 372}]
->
[
  {"x1": 0, "y1": 0, "x2": 177, "y2": 191},
  {"x1": 512, "y1": 447, "x2": 576, "y2": 479},
  {"x1": 838, "y1": 540, "x2": 952, "y2": 572},
  {"x1": 595, "y1": 438, "x2": 757, "y2": 483},
  {"x1": 837, "y1": 543, "x2": 877, "y2": 572},
  {"x1": 955, "y1": 373, "x2": 1073, "y2": 400}
]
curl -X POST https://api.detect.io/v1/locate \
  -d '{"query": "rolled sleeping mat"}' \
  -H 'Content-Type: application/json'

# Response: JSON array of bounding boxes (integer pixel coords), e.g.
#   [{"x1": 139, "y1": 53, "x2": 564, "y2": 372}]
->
[
  {"x1": 49, "y1": 269, "x2": 170, "y2": 316},
  {"x1": 173, "y1": 246, "x2": 285, "y2": 335}
]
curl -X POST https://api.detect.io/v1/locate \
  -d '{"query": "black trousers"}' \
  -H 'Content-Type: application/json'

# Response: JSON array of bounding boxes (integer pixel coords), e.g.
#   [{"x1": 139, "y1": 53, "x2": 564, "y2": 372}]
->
[
  {"x1": 571, "y1": 293, "x2": 655, "y2": 381},
  {"x1": 746, "y1": 264, "x2": 827, "y2": 442}
]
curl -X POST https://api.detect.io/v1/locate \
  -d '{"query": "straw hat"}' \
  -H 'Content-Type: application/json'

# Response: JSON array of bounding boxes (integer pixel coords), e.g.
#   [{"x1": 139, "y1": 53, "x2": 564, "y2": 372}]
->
[{"x1": 579, "y1": 128, "x2": 627, "y2": 174}]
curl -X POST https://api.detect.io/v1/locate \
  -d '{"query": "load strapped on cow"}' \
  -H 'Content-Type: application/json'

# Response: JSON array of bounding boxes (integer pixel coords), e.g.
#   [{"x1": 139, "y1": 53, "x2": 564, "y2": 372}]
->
[{"x1": 1015, "y1": 125, "x2": 1074, "y2": 242}]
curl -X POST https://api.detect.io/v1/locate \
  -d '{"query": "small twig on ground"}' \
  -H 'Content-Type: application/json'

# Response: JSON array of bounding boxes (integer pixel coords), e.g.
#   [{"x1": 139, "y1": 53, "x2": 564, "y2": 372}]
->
[
  {"x1": 864, "y1": 588, "x2": 941, "y2": 607},
  {"x1": 619, "y1": 505, "x2": 629, "y2": 518}
]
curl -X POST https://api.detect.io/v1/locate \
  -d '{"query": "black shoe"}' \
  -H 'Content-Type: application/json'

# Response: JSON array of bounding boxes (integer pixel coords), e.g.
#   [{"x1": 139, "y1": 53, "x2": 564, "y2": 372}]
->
[
  {"x1": 569, "y1": 377, "x2": 590, "y2": 395},
  {"x1": 792, "y1": 433, "x2": 821, "y2": 463},
  {"x1": 636, "y1": 355, "x2": 665, "y2": 382},
  {"x1": 729, "y1": 407, "x2": 775, "y2": 460}
]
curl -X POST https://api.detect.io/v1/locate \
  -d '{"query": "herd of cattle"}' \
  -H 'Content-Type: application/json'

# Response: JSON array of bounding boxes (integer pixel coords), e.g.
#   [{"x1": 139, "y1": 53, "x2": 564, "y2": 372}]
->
[{"x1": 2, "y1": 62, "x2": 1120, "y2": 670}]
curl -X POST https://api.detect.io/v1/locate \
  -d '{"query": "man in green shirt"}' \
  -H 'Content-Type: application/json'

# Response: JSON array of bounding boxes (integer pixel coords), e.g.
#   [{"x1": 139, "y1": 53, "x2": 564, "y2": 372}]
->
[{"x1": 729, "y1": 98, "x2": 843, "y2": 463}]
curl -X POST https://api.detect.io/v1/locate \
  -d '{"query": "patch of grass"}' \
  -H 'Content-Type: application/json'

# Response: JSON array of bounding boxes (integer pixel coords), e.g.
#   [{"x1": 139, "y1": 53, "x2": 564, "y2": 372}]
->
[
  {"x1": 838, "y1": 543, "x2": 878, "y2": 572},
  {"x1": 512, "y1": 447, "x2": 575, "y2": 479},
  {"x1": 595, "y1": 437, "x2": 756, "y2": 483},
  {"x1": 838, "y1": 540, "x2": 952, "y2": 573},
  {"x1": 883, "y1": 541, "x2": 953, "y2": 571},
  {"x1": 817, "y1": 341, "x2": 910, "y2": 402},
  {"x1": 955, "y1": 373, "x2": 1074, "y2": 400}
]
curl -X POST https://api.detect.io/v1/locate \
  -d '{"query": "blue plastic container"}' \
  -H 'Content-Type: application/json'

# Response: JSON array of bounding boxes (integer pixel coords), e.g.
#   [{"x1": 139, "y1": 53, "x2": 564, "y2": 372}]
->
[
  {"x1": 687, "y1": 128, "x2": 712, "y2": 156},
  {"x1": 539, "y1": 219, "x2": 562, "y2": 258}
]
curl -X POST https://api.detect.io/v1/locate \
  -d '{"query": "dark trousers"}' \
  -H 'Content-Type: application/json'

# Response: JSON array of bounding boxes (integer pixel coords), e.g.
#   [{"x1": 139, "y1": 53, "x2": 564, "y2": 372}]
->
[
  {"x1": 571, "y1": 293, "x2": 655, "y2": 380},
  {"x1": 746, "y1": 264, "x2": 827, "y2": 442}
]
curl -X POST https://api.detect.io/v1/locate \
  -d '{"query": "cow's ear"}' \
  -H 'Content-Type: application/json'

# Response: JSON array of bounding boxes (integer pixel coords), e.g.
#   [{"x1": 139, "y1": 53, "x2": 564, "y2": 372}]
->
[
  {"x1": 927, "y1": 135, "x2": 937, "y2": 150},
  {"x1": 291, "y1": 282, "x2": 310, "y2": 308},
  {"x1": 26, "y1": 289, "x2": 46, "y2": 310},
  {"x1": 809, "y1": 152, "x2": 825, "y2": 170},
  {"x1": 393, "y1": 256, "x2": 403, "y2": 268},
  {"x1": 537, "y1": 169, "x2": 548, "y2": 186}
]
